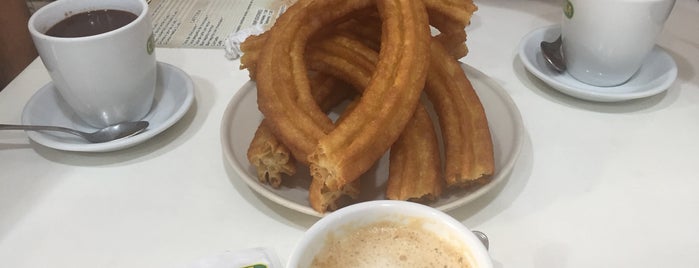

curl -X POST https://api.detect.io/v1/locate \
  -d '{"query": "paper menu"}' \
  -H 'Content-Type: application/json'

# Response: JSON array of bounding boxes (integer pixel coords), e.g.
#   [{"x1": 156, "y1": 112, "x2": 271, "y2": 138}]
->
[{"x1": 147, "y1": 0, "x2": 292, "y2": 48}]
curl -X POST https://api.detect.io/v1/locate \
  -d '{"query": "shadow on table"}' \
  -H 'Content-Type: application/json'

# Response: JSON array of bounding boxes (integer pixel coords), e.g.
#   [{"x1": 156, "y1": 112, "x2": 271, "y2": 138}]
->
[
  {"x1": 24, "y1": 75, "x2": 215, "y2": 166},
  {"x1": 0, "y1": 76, "x2": 214, "y2": 241},
  {"x1": 448, "y1": 128, "x2": 534, "y2": 225},
  {"x1": 222, "y1": 155, "x2": 319, "y2": 230},
  {"x1": 223, "y1": 130, "x2": 537, "y2": 236}
]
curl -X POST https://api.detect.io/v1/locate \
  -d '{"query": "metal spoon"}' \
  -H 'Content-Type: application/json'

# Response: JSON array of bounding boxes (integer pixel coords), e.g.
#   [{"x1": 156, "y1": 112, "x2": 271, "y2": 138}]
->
[
  {"x1": 472, "y1": 230, "x2": 490, "y2": 250},
  {"x1": 0, "y1": 121, "x2": 149, "y2": 143},
  {"x1": 540, "y1": 35, "x2": 566, "y2": 72}
]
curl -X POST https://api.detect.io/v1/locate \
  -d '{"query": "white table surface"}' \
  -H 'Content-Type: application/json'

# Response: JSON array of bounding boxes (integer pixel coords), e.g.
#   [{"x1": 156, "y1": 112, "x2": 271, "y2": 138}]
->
[{"x1": 2, "y1": 0, "x2": 698, "y2": 267}]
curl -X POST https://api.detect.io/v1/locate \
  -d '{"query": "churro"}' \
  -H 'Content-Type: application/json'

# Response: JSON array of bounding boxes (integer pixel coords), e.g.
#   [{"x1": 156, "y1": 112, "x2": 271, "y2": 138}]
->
[
  {"x1": 425, "y1": 41, "x2": 494, "y2": 187},
  {"x1": 307, "y1": 33, "x2": 442, "y2": 202},
  {"x1": 239, "y1": 0, "x2": 489, "y2": 213},
  {"x1": 247, "y1": 74, "x2": 353, "y2": 187},
  {"x1": 308, "y1": 0, "x2": 431, "y2": 199},
  {"x1": 255, "y1": 0, "x2": 375, "y2": 163}
]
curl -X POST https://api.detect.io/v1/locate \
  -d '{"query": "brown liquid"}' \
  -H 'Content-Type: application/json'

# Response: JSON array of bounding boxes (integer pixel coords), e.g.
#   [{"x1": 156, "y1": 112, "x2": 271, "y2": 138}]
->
[
  {"x1": 45, "y1": 9, "x2": 137, "y2": 38},
  {"x1": 311, "y1": 220, "x2": 474, "y2": 268}
]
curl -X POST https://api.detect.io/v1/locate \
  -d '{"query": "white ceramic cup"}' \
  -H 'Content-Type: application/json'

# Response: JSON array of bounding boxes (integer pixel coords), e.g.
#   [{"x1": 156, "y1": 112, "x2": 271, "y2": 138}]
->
[
  {"x1": 561, "y1": 0, "x2": 675, "y2": 87},
  {"x1": 287, "y1": 200, "x2": 493, "y2": 268},
  {"x1": 28, "y1": 0, "x2": 156, "y2": 128}
]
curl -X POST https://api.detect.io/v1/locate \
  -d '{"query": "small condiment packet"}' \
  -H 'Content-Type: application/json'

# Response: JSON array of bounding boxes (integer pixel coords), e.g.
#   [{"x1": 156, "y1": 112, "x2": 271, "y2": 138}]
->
[
  {"x1": 224, "y1": 25, "x2": 266, "y2": 60},
  {"x1": 186, "y1": 247, "x2": 281, "y2": 268}
]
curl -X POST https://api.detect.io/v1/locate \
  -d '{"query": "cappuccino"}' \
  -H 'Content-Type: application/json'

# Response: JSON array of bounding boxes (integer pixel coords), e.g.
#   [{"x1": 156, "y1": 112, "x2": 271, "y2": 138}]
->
[{"x1": 311, "y1": 220, "x2": 474, "y2": 268}]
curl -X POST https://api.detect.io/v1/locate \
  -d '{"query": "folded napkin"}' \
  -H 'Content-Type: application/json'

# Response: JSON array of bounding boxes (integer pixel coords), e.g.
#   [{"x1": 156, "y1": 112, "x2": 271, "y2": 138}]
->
[{"x1": 224, "y1": 25, "x2": 266, "y2": 60}]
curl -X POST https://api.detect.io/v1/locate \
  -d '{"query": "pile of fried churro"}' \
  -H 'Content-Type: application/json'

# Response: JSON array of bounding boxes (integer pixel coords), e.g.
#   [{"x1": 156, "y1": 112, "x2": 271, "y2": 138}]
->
[{"x1": 240, "y1": 0, "x2": 493, "y2": 213}]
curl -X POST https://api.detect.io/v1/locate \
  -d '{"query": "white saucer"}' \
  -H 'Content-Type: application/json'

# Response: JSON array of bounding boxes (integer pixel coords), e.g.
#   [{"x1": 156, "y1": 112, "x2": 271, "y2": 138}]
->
[
  {"x1": 21, "y1": 62, "x2": 194, "y2": 152},
  {"x1": 518, "y1": 25, "x2": 677, "y2": 102}
]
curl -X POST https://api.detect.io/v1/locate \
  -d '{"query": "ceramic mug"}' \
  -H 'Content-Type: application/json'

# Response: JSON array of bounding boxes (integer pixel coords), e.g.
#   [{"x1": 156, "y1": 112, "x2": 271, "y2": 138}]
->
[
  {"x1": 561, "y1": 0, "x2": 676, "y2": 87},
  {"x1": 28, "y1": 0, "x2": 156, "y2": 128},
  {"x1": 287, "y1": 200, "x2": 493, "y2": 268}
]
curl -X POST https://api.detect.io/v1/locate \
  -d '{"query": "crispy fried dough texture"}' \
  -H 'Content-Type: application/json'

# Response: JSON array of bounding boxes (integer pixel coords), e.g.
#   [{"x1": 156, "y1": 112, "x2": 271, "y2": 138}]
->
[
  {"x1": 240, "y1": 0, "x2": 491, "y2": 213},
  {"x1": 247, "y1": 74, "x2": 352, "y2": 187},
  {"x1": 307, "y1": 0, "x2": 430, "y2": 197},
  {"x1": 307, "y1": 33, "x2": 442, "y2": 203}
]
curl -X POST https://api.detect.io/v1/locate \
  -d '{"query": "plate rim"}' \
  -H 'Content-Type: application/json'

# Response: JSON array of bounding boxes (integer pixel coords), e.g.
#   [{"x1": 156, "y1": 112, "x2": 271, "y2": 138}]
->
[
  {"x1": 220, "y1": 81, "x2": 324, "y2": 216},
  {"x1": 20, "y1": 61, "x2": 195, "y2": 152},
  {"x1": 221, "y1": 63, "x2": 524, "y2": 217}
]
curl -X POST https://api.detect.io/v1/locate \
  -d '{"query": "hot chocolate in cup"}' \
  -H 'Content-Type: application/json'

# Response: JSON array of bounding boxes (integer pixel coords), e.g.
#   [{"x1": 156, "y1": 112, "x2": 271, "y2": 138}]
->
[
  {"x1": 28, "y1": 0, "x2": 156, "y2": 128},
  {"x1": 561, "y1": 0, "x2": 675, "y2": 87},
  {"x1": 287, "y1": 200, "x2": 493, "y2": 268}
]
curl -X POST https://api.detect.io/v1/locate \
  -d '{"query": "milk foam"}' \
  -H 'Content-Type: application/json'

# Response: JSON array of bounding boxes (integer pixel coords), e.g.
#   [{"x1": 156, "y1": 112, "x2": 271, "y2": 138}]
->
[{"x1": 311, "y1": 220, "x2": 472, "y2": 268}]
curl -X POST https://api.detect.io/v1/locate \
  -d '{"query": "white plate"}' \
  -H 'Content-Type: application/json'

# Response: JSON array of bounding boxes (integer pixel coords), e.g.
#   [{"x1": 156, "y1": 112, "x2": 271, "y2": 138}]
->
[
  {"x1": 221, "y1": 64, "x2": 524, "y2": 217},
  {"x1": 518, "y1": 25, "x2": 677, "y2": 102},
  {"x1": 21, "y1": 62, "x2": 194, "y2": 152}
]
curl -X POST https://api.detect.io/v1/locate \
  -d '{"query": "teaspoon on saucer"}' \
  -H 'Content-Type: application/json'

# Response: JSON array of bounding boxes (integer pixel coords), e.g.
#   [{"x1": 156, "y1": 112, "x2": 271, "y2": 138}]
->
[
  {"x1": 0, "y1": 121, "x2": 149, "y2": 143},
  {"x1": 540, "y1": 35, "x2": 566, "y2": 72}
]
